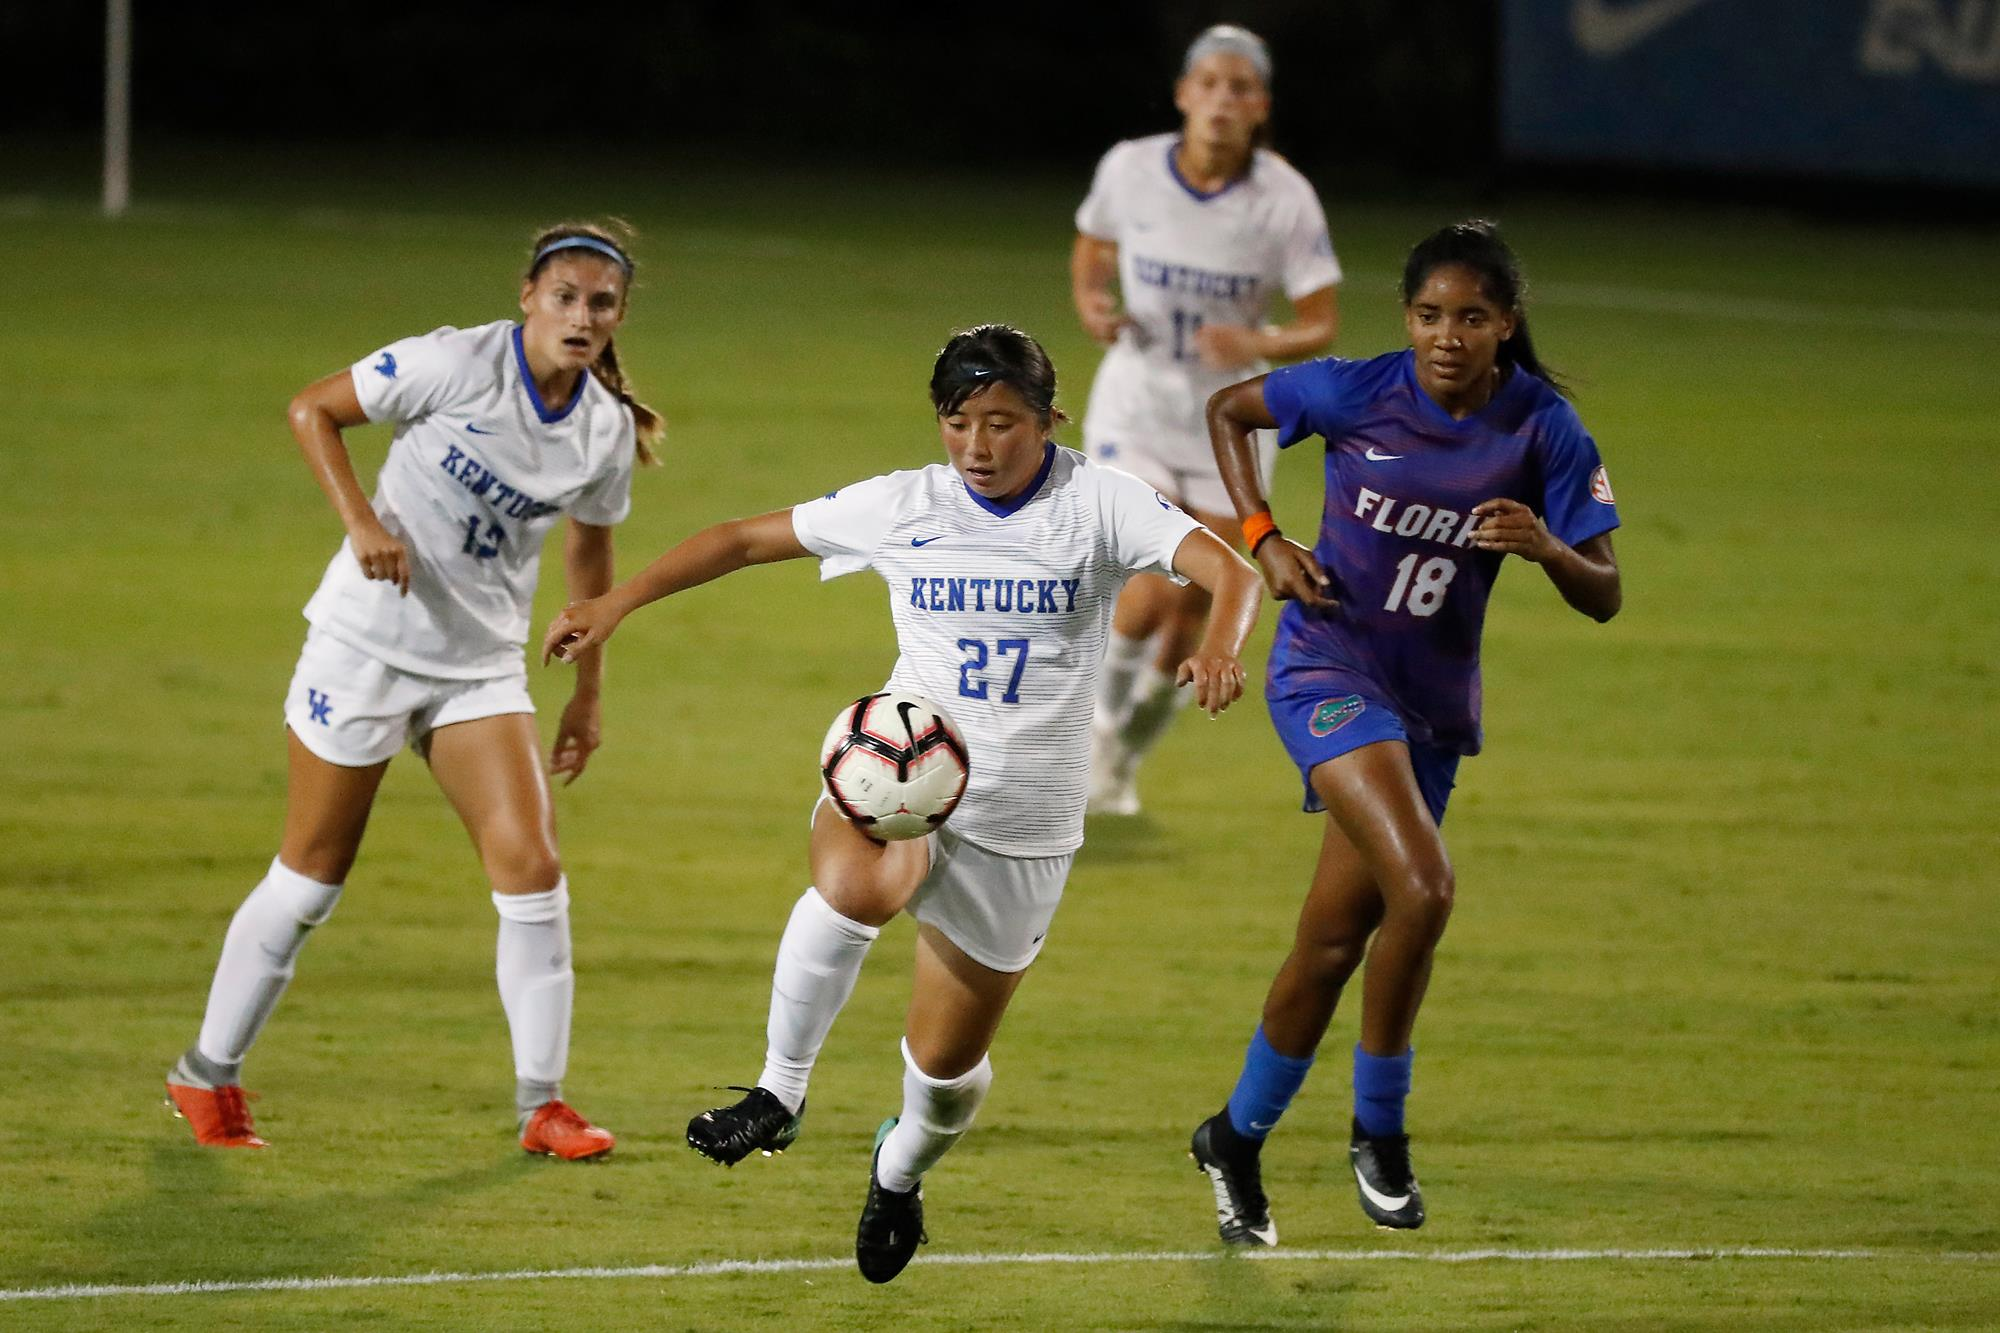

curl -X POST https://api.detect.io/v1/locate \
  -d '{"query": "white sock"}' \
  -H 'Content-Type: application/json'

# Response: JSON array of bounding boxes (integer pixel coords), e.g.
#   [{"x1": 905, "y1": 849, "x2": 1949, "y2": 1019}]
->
[
  {"x1": 875, "y1": 1038, "x2": 994, "y2": 1193},
  {"x1": 758, "y1": 888, "x2": 879, "y2": 1114},
  {"x1": 1114, "y1": 663, "x2": 1194, "y2": 766},
  {"x1": 494, "y1": 879, "x2": 572, "y2": 1111},
  {"x1": 195, "y1": 857, "x2": 343, "y2": 1074},
  {"x1": 1093, "y1": 631, "x2": 1152, "y2": 735}
]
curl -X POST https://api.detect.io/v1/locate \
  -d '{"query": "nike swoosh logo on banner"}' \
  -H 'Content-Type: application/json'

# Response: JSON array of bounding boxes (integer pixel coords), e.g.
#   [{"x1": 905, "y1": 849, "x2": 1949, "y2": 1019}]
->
[
  {"x1": 910, "y1": 536, "x2": 946, "y2": 547},
  {"x1": 1571, "y1": 0, "x2": 1722, "y2": 57},
  {"x1": 1353, "y1": 1163, "x2": 1412, "y2": 1211},
  {"x1": 1364, "y1": 447, "x2": 1402, "y2": 461}
]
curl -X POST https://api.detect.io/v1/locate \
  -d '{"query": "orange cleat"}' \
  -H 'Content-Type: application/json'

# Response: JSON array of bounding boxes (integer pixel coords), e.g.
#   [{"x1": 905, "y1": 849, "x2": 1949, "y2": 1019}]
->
[
  {"x1": 166, "y1": 1081, "x2": 268, "y2": 1148},
  {"x1": 521, "y1": 1100, "x2": 614, "y2": 1161}
]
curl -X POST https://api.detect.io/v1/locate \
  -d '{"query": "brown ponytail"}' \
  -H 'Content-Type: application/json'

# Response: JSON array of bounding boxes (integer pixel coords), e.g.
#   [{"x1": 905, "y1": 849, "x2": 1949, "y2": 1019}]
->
[
  {"x1": 525, "y1": 218, "x2": 665, "y2": 465},
  {"x1": 587, "y1": 336, "x2": 662, "y2": 466}
]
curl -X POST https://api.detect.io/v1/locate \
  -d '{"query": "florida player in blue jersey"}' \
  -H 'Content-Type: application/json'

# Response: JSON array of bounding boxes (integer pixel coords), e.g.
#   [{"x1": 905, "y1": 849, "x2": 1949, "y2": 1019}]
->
[{"x1": 1188, "y1": 220, "x2": 1622, "y2": 1242}]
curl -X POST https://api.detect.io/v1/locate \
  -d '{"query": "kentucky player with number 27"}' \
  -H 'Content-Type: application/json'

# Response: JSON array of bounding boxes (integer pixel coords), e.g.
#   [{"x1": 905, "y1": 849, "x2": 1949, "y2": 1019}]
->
[
  {"x1": 543, "y1": 325, "x2": 1262, "y2": 1283},
  {"x1": 166, "y1": 222, "x2": 660, "y2": 1161},
  {"x1": 1188, "y1": 221, "x2": 1622, "y2": 1243}
]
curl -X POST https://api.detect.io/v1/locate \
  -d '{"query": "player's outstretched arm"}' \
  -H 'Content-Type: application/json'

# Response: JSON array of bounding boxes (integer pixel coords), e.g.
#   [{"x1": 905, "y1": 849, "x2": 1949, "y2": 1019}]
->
[
  {"x1": 1206, "y1": 378, "x2": 1336, "y2": 609},
  {"x1": 289, "y1": 369, "x2": 411, "y2": 596},
  {"x1": 1168, "y1": 528, "x2": 1261, "y2": 716},
  {"x1": 1469, "y1": 500, "x2": 1621, "y2": 622},
  {"x1": 543, "y1": 509, "x2": 810, "y2": 665}
]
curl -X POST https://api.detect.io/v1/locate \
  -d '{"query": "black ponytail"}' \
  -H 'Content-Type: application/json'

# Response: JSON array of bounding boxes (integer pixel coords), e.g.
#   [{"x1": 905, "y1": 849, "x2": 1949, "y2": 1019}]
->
[{"x1": 1402, "y1": 220, "x2": 1570, "y2": 399}]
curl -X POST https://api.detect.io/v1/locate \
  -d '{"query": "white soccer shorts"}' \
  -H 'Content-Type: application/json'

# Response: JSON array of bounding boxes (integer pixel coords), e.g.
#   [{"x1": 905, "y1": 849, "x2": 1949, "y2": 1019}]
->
[
  {"x1": 283, "y1": 627, "x2": 534, "y2": 768},
  {"x1": 908, "y1": 824, "x2": 1073, "y2": 974}
]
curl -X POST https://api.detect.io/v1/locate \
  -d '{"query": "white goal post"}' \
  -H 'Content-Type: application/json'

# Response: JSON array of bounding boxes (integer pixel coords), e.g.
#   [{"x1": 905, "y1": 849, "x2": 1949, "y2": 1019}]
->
[{"x1": 103, "y1": 0, "x2": 131, "y2": 217}]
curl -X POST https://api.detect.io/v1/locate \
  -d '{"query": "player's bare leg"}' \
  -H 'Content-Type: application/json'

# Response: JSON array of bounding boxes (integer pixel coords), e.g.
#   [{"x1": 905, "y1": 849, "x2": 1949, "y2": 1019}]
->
[
  {"x1": 168, "y1": 731, "x2": 383, "y2": 1147},
  {"x1": 689, "y1": 805, "x2": 930, "y2": 1165},
  {"x1": 1310, "y1": 741, "x2": 1450, "y2": 1227},
  {"x1": 429, "y1": 713, "x2": 609, "y2": 1160},
  {"x1": 860, "y1": 924, "x2": 1022, "y2": 1283}
]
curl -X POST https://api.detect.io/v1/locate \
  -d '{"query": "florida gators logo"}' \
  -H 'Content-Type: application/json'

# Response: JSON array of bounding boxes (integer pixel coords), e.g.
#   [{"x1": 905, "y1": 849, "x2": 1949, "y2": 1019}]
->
[
  {"x1": 1590, "y1": 464, "x2": 1614, "y2": 504},
  {"x1": 1309, "y1": 695, "x2": 1364, "y2": 737}
]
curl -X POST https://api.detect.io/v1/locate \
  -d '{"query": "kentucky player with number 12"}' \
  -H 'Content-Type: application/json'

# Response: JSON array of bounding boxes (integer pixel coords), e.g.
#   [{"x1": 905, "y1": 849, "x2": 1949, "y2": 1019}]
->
[
  {"x1": 165, "y1": 222, "x2": 660, "y2": 1161},
  {"x1": 543, "y1": 325, "x2": 1261, "y2": 1283},
  {"x1": 1190, "y1": 221, "x2": 1623, "y2": 1243}
]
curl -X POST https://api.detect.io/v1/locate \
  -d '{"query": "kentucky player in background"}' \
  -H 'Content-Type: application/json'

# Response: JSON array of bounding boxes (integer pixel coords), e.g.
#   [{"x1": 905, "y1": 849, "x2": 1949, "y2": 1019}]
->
[
  {"x1": 165, "y1": 223, "x2": 661, "y2": 1161},
  {"x1": 1190, "y1": 221, "x2": 1622, "y2": 1242},
  {"x1": 1072, "y1": 24, "x2": 1341, "y2": 815},
  {"x1": 543, "y1": 325, "x2": 1261, "y2": 1283}
]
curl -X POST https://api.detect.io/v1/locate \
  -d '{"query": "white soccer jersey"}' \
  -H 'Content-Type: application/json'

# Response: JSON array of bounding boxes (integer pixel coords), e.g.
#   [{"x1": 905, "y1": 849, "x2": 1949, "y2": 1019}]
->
[
  {"x1": 1076, "y1": 132, "x2": 1341, "y2": 452},
  {"x1": 303, "y1": 320, "x2": 637, "y2": 679},
  {"x1": 792, "y1": 446, "x2": 1204, "y2": 857}
]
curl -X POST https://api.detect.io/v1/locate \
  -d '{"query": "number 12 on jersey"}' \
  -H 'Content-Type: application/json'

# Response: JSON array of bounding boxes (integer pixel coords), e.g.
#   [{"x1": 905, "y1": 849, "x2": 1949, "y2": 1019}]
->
[{"x1": 958, "y1": 638, "x2": 1030, "y2": 703}]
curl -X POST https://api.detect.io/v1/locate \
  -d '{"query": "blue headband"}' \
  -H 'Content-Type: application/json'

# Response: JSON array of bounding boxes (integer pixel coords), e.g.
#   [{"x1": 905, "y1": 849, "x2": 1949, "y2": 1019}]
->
[{"x1": 532, "y1": 235, "x2": 632, "y2": 275}]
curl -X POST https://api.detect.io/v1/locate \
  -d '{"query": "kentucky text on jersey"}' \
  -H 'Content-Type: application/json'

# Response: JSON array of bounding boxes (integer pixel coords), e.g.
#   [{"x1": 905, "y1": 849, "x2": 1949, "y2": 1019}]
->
[
  {"x1": 439, "y1": 443, "x2": 561, "y2": 521},
  {"x1": 909, "y1": 576, "x2": 1083, "y2": 614},
  {"x1": 1128, "y1": 255, "x2": 1262, "y2": 301},
  {"x1": 1354, "y1": 488, "x2": 1481, "y2": 548}
]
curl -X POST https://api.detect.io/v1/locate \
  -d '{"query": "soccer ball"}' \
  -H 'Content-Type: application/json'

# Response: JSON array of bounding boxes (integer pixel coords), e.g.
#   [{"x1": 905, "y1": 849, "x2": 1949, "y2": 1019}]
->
[{"x1": 819, "y1": 691, "x2": 970, "y2": 841}]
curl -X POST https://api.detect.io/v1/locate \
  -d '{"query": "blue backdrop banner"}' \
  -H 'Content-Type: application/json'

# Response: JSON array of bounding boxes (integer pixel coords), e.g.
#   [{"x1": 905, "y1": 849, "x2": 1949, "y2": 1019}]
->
[{"x1": 1503, "y1": 0, "x2": 2000, "y2": 185}]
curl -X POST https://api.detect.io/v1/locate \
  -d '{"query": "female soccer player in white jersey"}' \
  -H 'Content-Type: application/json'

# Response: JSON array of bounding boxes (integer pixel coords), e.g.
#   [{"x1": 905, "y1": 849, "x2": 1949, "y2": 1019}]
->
[
  {"x1": 1074, "y1": 24, "x2": 1342, "y2": 815},
  {"x1": 543, "y1": 325, "x2": 1262, "y2": 1282},
  {"x1": 165, "y1": 222, "x2": 661, "y2": 1161}
]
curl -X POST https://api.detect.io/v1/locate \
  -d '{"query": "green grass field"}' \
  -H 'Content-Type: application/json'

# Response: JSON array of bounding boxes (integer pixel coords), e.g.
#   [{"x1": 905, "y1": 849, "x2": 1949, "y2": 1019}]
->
[{"x1": 3, "y1": 141, "x2": 1997, "y2": 1329}]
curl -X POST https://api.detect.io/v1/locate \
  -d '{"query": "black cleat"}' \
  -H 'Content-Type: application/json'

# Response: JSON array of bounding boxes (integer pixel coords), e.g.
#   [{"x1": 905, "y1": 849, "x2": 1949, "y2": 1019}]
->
[
  {"x1": 1190, "y1": 1113, "x2": 1277, "y2": 1246},
  {"x1": 856, "y1": 1117, "x2": 926, "y2": 1283},
  {"x1": 1349, "y1": 1116, "x2": 1425, "y2": 1229},
  {"x1": 686, "y1": 1086, "x2": 804, "y2": 1166}
]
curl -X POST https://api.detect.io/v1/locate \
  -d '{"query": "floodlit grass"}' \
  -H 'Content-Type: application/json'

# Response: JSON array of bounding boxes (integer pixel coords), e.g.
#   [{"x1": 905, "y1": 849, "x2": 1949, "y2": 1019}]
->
[{"x1": 2, "y1": 142, "x2": 1995, "y2": 1328}]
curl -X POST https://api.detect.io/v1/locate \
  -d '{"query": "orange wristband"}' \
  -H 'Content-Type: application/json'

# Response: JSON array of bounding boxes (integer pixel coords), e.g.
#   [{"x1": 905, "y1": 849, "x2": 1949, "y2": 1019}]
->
[{"x1": 1241, "y1": 510, "x2": 1279, "y2": 554}]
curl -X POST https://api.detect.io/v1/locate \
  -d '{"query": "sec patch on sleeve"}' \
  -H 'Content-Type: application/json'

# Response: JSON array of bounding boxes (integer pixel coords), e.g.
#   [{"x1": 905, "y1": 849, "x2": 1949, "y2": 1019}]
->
[{"x1": 1590, "y1": 465, "x2": 1615, "y2": 504}]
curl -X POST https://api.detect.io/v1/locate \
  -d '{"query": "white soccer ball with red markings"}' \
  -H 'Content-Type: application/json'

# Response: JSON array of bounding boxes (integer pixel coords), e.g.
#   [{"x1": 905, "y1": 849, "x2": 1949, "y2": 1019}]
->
[{"x1": 819, "y1": 692, "x2": 970, "y2": 841}]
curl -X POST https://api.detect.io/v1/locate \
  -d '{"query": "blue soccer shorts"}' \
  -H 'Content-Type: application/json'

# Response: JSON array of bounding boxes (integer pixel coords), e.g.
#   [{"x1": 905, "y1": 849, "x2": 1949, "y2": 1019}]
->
[{"x1": 1266, "y1": 671, "x2": 1461, "y2": 826}]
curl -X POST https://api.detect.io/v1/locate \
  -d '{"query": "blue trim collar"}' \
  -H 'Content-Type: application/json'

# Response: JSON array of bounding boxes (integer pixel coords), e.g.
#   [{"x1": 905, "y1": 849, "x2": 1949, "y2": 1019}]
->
[
  {"x1": 1166, "y1": 138, "x2": 1250, "y2": 203},
  {"x1": 512, "y1": 324, "x2": 586, "y2": 424},
  {"x1": 963, "y1": 442, "x2": 1056, "y2": 517}
]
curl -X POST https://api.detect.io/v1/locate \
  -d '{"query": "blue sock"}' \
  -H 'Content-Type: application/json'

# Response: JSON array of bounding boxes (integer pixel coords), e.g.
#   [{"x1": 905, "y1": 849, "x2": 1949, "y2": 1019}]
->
[
  {"x1": 1224, "y1": 1027, "x2": 1314, "y2": 1141},
  {"x1": 1352, "y1": 1044, "x2": 1413, "y2": 1137}
]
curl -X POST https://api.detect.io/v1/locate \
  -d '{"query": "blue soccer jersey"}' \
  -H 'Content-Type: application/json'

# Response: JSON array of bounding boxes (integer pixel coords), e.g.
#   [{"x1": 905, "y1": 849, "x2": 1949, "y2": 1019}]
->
[{"x1": 1261, "y1": 349, "x2": 1619, "y2": 755}]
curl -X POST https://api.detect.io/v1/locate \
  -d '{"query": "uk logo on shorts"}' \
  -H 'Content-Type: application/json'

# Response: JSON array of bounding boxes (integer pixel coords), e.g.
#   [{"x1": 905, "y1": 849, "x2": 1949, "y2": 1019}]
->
[
  {"x1": 306, "y1": 689, "x2": 333, "y2": 725},
  {"x1": 1590, "y1": 464, "x2": 1615, "y2": 504},
  {"x1": 374, "y1": 351, "x2": 398, "y2": 379},
  {"x1": 1309, "y1": 695, "x2": 1364, "y2": 736}
]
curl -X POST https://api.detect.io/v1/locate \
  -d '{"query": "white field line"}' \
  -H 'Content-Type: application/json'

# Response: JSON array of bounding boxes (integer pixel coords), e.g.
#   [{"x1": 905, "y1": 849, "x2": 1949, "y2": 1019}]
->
[
  {"x1": 0, "y1": 192, "x2": 1972, "y2": 335},
  {"x1": 3, "y1": 1246, "x2": 1994, "y2": 1304}
]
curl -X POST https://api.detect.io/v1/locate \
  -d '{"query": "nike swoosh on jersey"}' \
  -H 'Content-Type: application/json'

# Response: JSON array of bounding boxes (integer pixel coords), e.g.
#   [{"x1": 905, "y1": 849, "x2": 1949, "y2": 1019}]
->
[
  {"x1": 1571, "y1": 0, "x2": 1721, "y2": 57},
  {"x1": 1364, "y1": 447, "x2": 1403, "y2": 461},
  {"x1": 466, "y1": 423, "x2": 499, "y2": 435},
  {"x1": 1353, "y1": 1163, "x2": 1413, "y2": 1211},
  {"x1": 910, "y1": 535, "x2": 946, "y2": 547}
]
